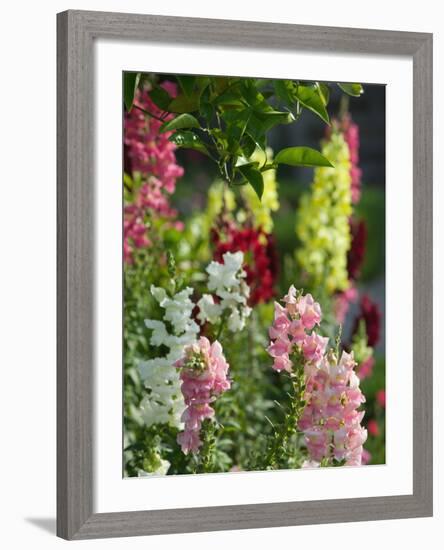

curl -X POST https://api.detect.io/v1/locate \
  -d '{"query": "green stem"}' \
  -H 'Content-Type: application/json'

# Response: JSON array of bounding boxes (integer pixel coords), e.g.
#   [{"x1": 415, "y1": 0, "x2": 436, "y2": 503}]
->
[
  {"x1": 132, "y1": 103, "x2": 165, "y2": 122},
  {"x1": 215, "y1": 310, "x2": 229, "y2": 341},
  {"x1": 339, "y1": 94, "x2": 350, "y2": 118},
  {"x1": 197, "y1": 420, "x2": 216, "y2": 473},
  {"x1": 268, "y1": 358, "x2": 306, "y2": 469}
]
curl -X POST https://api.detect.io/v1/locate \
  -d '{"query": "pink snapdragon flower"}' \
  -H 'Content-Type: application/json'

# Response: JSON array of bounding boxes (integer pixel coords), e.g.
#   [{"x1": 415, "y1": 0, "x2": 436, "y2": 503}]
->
[
  {"x1": 297, "y1": 293, "x2": 322, "y2": 330},
  {"x1": 123, "y1": 82, "x2": 184, "y2": 263},
  {"x1": 327, "y1": 113, "x2": 362, "y2": 203},
  {"x1": 175, "y1": 337, "x2": 230, "y2": 454},
  {"x1": 340, "y1": 114, "x2": 362, "y2": 204},
  {"x1": 268, "y1": 287, "x2": 368, "y2": 467},
  {"x1": 301, "y1": 333, "x2": 329, "y2": 364},
  {"x1": 123, "y1": 213, "x2": 152, "y2": 263},
  {"x1": 124, "y1": 82, "x2": 183, "y2": 183},
  {"x1": 299, "y1": 350, "x2": 367, "y2": 466},
  {"x1": 267, "y1": 287, "x2": 324, "y2": 373}
]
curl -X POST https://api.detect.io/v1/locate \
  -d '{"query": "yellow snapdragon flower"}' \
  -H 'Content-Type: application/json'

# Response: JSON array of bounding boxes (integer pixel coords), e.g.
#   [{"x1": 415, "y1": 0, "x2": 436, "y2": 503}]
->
[{"x1": 296, "y1": 131, "x2": 352, "y2": 294}]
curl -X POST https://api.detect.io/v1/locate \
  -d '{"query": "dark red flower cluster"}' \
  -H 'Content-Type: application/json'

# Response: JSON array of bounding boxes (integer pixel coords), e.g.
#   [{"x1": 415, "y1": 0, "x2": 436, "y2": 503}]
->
[
  {"x1": 211, "y1": 221, "x2": 278, "y2": 306},
  {"x1": 347, "y1": 218, "x2": 367, "y2": 280},
  {"x1": 353, "y1": 294, "x2": 381, "y2": 348}
]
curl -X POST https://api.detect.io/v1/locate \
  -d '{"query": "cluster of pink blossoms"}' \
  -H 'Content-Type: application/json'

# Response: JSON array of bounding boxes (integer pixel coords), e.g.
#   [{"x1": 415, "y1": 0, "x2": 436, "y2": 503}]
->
[
  {"x1": 267, "y1": 285, "x2": 327, "y2": 373},
  {"x1": 339, "y1": 113, "x2": 362, "y2": 204},
  {"x1": 123, "y1": 82, "x2": 184, "y2": 263},
  {"x1": 299, "y1": 350, "x2": 367, "y2": 466},
  {"x1": 175, "y1": 337, "x2": 231, "y2": 454},
  {"x1": 123, "y1": 208, "x2": 152, "y2": 263},
  {"x1": 267, "y1": 286, "x2": 367, "y2": 466}
]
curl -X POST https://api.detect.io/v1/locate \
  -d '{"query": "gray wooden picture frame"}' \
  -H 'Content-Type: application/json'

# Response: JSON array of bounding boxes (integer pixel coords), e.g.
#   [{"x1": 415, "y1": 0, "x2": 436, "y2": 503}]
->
[{"x1": 57, "y1": 9, "x2": 433, "y2": 540}]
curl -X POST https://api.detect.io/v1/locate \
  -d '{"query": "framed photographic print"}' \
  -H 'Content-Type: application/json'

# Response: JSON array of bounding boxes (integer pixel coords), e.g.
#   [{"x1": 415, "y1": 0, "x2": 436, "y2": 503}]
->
[{"x1": 57, "y1": 10, "x2": 433, "y2": 540}]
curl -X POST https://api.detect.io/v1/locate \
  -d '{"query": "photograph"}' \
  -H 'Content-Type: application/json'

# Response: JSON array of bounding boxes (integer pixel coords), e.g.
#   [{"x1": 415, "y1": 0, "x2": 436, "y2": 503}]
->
[{"x1": 122, "y1": 72, "x2": 386, "y2": 477}]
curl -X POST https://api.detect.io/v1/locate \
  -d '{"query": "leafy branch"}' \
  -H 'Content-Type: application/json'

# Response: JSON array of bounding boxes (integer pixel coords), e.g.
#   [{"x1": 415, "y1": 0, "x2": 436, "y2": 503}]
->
[{"x1": 124, "y1": 73, "x2": 364, "y2": 200}]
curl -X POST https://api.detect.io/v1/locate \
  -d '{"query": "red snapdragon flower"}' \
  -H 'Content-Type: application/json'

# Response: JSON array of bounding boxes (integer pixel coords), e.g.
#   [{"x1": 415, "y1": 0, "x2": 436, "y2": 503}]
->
[
  {"x1": 353, "y1": 294, "x2": 381, "y2": 348},
  {"x1": 211, "y1": 221, "x2": 278, "y2": 306},
  {"x1": 347, "y1": 218, "x2": 367, "y2": 280}
]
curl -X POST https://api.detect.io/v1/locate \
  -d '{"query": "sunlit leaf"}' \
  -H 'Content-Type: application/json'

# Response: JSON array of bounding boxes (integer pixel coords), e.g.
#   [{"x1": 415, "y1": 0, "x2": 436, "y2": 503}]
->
[
  {"x1": 338, "y1": 83, "x2": 364, "y2": 97},
  {"x1": 293, "y1": 85, "x2": 330, "y2": 124},
  {"x1": 273, "y1": 80, "x2": 296, "y2": 105},
  {"x1": 274, "y1": 146, "x2": 333, "y2": 168},
  {"x1": 159, "y1": 113, "x2": 201, "y2": 133},
  {"x1": 169, "y1": 130, "x2": 210, "y2": 156},
  {"x1": 317, "y1": 83, "x2": 330, "y2": 106}
]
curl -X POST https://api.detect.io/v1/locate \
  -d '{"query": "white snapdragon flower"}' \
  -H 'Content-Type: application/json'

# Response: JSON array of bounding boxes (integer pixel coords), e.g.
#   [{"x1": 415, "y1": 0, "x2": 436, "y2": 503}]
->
[
  {"x1": 139, "y1": 286, "x2": 199, "y2": 428},
  {"x1": 207, "y1": 251, "x2": 244, "y2": 292},
  {"x1": 144, "y1": 319, "x2": 169, "y2": 347},
  {"x1": 197, "y1": 251, "x2": 252, "y2": 333},
  {"x1": 196, "y1": 294, "x2": 222, "y2": 324},
  {"x1": 150, "y1": 285, "x2": 197, "y2": 335}
]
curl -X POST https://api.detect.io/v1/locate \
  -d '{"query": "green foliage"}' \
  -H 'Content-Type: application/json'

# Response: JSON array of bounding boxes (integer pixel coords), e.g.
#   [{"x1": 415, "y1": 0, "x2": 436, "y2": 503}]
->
[{"x1": 127, "y1": 74, "x2": 364, "y2": 200}]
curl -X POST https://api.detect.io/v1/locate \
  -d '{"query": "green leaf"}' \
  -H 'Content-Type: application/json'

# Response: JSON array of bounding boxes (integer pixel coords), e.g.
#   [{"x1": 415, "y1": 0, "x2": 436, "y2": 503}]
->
[
  {"x1": 223, "y1": 109, "x2": 252, "y2": 153},
  {"x1": 199, "y1": 85, "x2": 214, "y2": 122},
  {"x1": 274, "y1": 146, "x2": 333, "y2": 168},
  {"x1": 149, "y1": 86, "x2": 172, "y2": 111},
  {"x1": 168, "y1": 93, "x2": 200, "y2": 113},
  {"x1": 200, "y1": 101, "x2": 214, "y2": 122},
  {"x1": 169, "y1": 130, "x2": 210, "y2": 156},
  {"x1": 317, "y1": 83, "x2": 330, "y2": 106},
  {"x1": 241, "y1": 79, "x2": 268, "y2": 109},
  {"x1": 159, "y1": 113, "x2": 201, "y2": 133},
  {"x1": 123, "y1": 72, "x2": 141, "y2": 112},
  {"x1": 293, "y1": 85, "x2": 330, "y2": 124},
  {"x1": 237, "y1": 163, "x2": 264, "y2": 200},
  {"x1": 177, "y1": 75, "x2": 196, "y2": 97},
  {"x1": 249, "y1": 110, "x2": 294, "y2": 137},
  {"x1": 338, "y1": 83, "x2": 364, "y2": 97},
  {"x1": 241, "y1": 134, "x2": 258, "y2": 158},
  {"x1": 273, "y1": 80, "x2": 296, "y2": 105},
  {"x1": 214, "y1": 90, "x2": 243, "y2": 109}
]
